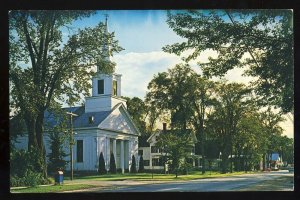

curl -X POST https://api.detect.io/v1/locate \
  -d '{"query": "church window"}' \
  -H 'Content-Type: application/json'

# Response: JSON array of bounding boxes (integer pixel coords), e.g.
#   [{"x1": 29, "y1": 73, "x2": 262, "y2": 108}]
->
[
  {"x1": 77, "y1": 140, "x2": 83, "y2": 163},
  {"x1": 113, "y1": 80, "x2": 117, "y2": 96},
  {"x1": 98, "y1": 80, "x2": 104, "y2": 94},
  {"x1": 88, "y1": 116, "x2": 94, "y2": 124}
]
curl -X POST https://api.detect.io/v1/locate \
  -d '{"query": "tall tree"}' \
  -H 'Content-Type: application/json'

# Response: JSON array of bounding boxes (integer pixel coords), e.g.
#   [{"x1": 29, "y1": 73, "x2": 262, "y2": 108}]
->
[
  {"x1": 235, "y1": 110, "x2": 267, "y2": 171},
  {"x1": 278, "y1": 136, "x2": 293, "y2": 165},
  {"x1": 205, "y1": 81, "x2": 252, "y2": 173},
  {"x1": 146, "y1": 64, "x2": 197, "y2": 131},
  {"x1": 259, "y1": 107, "x2": 285, "y2": 169},
  {"x1": 163, "y1": 10, "x2": 293, "y2": 113},
  {"x1": 123, "y1": 97, "x2": 148, "y2": 132},
  {"x1": 9, "y1": 11, "x2": 124, "y2": 177},
  {"x1": 146, "y1": 64, "x2": 215, "y2": 173}
]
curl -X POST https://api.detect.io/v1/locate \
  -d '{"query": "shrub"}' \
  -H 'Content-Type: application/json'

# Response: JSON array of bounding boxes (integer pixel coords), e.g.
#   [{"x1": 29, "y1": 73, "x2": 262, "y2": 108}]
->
[
  {"x1": 130, "y1": 155, "x2": 137, "y2": 173},
  {"x1": 109, "y1": 153, "x2": 116, "y2": 174},
  {"x1": 47, "y1": 131, "x2": 68, "y2": 173},
  {"x1": 98, "y1": 152, "x2": 106, "y2": 175},
  {"x1": 138, "y1": 155, "x2": 144, "y2": 173},
  {"x1": 10, "y1": 170, "x2": 48, "y2": 187},
  {"x1": 10, "y1": 148, "x2": 47, "y2": 187}
]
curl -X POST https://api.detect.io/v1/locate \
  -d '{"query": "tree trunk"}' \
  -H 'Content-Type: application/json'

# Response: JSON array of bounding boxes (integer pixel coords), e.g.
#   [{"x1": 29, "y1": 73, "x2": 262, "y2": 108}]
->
[
  {"x1": 25, "y1": 117, "x2": 37, "y2": 151},
  {"x1": 35, "y1": 110, "x2": 47, "y2": 178},
  {"x1": 263, "y1": 153, "x2": 266, "y2": 171},
  {"x1": 221, "y1": 153, "x2": 229, "y2": 173}
]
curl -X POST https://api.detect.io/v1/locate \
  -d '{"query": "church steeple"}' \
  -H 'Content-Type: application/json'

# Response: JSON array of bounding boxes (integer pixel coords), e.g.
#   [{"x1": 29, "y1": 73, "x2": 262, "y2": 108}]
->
[
  {"x1": 85, "y1": 15, "x2": 126, "y2": 113},
  {"x1": 100, "y1": 14, "x2": 111, "y2": 66}
]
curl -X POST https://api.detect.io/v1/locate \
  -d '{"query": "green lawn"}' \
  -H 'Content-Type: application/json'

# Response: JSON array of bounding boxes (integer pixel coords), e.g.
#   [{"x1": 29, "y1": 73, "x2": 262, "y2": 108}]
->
[
  {"x1": 11, "y1": 184, "x2": 96, "y2": 193},
  {"x1": 11, "y1": 171, "x2": 256, "y2": 193},
  {"x1": 64, "y1": 171, "x2": 253, "y2": 182}
]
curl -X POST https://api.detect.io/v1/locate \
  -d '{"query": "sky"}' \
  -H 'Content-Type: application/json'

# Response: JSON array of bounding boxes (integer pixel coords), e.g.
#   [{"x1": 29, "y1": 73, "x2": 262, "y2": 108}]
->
[{"x1": 65, "y1": 10, "x2": 293, "y2": 138}]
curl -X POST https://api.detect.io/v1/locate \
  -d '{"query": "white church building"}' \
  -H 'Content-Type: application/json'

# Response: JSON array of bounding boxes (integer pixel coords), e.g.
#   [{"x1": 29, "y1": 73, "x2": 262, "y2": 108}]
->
[{"x1": 14, "y1": 18, "x2": 140, "y2": 173}]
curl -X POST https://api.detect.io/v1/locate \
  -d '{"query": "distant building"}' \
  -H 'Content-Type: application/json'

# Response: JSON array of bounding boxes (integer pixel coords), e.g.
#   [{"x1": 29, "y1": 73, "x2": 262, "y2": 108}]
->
[
  {"x1": 269, "y1": 153, "x2": 283, "y2": 170},
  {"x1": 138, "y1": 123, "x2": 202, "y2": 171},
  {"x1": 13, "y1": 18, "x2": 140, "y2": 173}
]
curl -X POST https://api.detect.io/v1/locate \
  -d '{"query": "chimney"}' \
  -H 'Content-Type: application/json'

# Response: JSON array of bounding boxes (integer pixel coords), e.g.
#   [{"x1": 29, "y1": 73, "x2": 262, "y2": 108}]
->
[{"x1": 163, "y1": 123, "x2": 167, "y2": 133}]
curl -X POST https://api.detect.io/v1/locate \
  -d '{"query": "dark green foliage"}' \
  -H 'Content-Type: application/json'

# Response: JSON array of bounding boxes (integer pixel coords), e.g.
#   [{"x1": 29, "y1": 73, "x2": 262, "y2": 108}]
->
[
  {"x1": 156, "y1": 132, "x2": 194, "y2": 178},
  {"x1": 98, "y1": 152, "x2": 106, "y2": 175},
  {"x1": 122, "y1": 96, "x2": 151, "y2": 142},
  {"x1": 138, "y1": 155, "x2": 144, "y2": 173},
  {"x1": 205, "y1": 82, "x2": 253, "y2": 173},
  {"x1": 47, "y1": 131, "x2": 68, "y2": 173},
  {"x1": 146, "y1": 64, "x2": 215, "y2": 174},
  {"x1": 130, "y1": 155, "x2": 137, "y2": 173},
  {"x1": 163, "y1": 10, "x2": 293, "y2": 113},
  {"x1": 10, "y1": 148, "x2": 51, "y2": 187},
  {"x1": 11, "y1": 147, "x2": 45, "y2": 177},
  {"x1": 109, "y1": 153, "x2": 116, "y2": 174}
]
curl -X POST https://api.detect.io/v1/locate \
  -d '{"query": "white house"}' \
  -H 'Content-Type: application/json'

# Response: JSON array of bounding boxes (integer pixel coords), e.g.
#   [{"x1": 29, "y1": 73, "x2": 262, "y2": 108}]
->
[
  {"x1": 138, "y1": 123, "x2": 201, "y2": 171},
  {"x1": 13, "y1": 18, "x2": 140, "y2": 174}
]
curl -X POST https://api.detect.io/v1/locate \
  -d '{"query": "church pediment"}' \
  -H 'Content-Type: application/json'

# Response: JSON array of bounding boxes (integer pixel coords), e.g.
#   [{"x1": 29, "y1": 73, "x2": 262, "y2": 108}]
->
[{"x1": 98, "y1": 103, "x2": 140, "y2": 136}]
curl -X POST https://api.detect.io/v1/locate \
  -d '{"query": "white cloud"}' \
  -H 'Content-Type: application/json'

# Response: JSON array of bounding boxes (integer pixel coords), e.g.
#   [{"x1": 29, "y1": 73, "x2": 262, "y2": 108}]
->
[
  {"x1": 112, "y1": 51, "x2": 182, "y2": 99},
  {"x1": 112, "y1": 50, "x2": 257, "y2": 99}
]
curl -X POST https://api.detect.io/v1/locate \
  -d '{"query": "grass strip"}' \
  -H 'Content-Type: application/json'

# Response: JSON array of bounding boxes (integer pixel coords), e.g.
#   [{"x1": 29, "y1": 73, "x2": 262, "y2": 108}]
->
[
  {"x1": 64, "y1": 171, "x2": 252, "y2": 182},
  {"x1": 11, "y1": 184, "x2": 96, "y2": 193}
]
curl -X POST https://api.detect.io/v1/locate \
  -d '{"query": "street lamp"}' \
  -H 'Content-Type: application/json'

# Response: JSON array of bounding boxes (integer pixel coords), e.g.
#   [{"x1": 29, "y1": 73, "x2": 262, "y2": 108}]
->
[{"x1": 66, "y1": 112, "x2": 78, "y2": 181}]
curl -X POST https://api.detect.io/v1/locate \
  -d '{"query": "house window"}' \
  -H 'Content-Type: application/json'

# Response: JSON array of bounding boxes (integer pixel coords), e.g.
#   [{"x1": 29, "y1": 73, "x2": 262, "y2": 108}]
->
[
  {"x1": 151, "y1": 146, "x2": 159, "y2": 153},
  {"x1": 138, "y1": 150, "x2": 143, "y2": 156},
  {"x1": 88, "y1": 116, "x2": 94, "y2": 124},
  {"x1": 143, "y1": 160, "x2": 150, "y2": 166},
  {"x1": 77, "y1": 140, "x2": 83, "y2": 163},
  {"x1": 152, "y1": 158, "x2": 163, "y2": 166},
  {"x1": 113, "y1": 80, "x2": 117, "y2": 96},
  {"x1": 98, "y1": 80, "x2": 104, "y2": 94}
]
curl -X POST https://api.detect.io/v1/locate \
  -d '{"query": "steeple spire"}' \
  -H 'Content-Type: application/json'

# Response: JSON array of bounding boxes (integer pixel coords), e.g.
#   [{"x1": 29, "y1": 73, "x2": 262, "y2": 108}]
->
[
  {"x1": 98, "y1": 14, "x2": 112, "y2": 73},
  {"x1": 104, "y1": 14, "x2": 109, "y2": 33}
]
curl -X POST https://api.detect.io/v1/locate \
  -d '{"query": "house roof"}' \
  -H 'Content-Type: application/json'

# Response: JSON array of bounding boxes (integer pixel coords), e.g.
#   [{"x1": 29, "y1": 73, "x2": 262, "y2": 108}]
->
[{"x1": 147, "y1": 129, "x2": 197, "y2": 144}]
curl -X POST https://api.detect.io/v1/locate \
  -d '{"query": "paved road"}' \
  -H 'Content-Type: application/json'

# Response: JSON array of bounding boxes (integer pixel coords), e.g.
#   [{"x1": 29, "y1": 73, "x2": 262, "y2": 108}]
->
[{"x1": 93, "y1": 170, "x2": 293, "y2": 192}]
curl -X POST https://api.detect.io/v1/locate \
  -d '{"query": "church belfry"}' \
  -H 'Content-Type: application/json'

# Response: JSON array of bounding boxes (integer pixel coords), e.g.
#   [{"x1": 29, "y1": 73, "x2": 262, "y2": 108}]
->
[{"x1": 85, "y1": 16, "x2": 126, "y2": 113}]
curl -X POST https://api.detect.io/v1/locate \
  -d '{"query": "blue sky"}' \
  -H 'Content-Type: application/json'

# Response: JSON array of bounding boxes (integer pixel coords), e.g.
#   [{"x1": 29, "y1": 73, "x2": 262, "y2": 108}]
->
[
  {"x1": 65, "y1": 10, "x2": 293, "y2": 137},
  {"x1": 68, "y1": 10, "x2": 185, "y2": 53}
]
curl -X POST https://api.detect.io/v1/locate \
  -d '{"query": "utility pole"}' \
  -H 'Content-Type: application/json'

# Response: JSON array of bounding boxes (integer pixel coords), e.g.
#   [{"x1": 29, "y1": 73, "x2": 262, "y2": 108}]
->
[{"x1": 66, "y1": 112, "x2": 78, "y2": 181}]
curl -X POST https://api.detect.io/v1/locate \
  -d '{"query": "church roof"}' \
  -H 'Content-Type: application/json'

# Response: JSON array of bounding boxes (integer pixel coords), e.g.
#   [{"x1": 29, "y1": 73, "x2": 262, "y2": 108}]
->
[
  {"x1": 44, "y1": 106, "x2": 111, "y2": 130},
  {"x1": 44, "y1": 103, "x2": 140, "y2": 136},
  {"x1": 72, "y1": 110, "x2": 111, "y2": 128}
]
